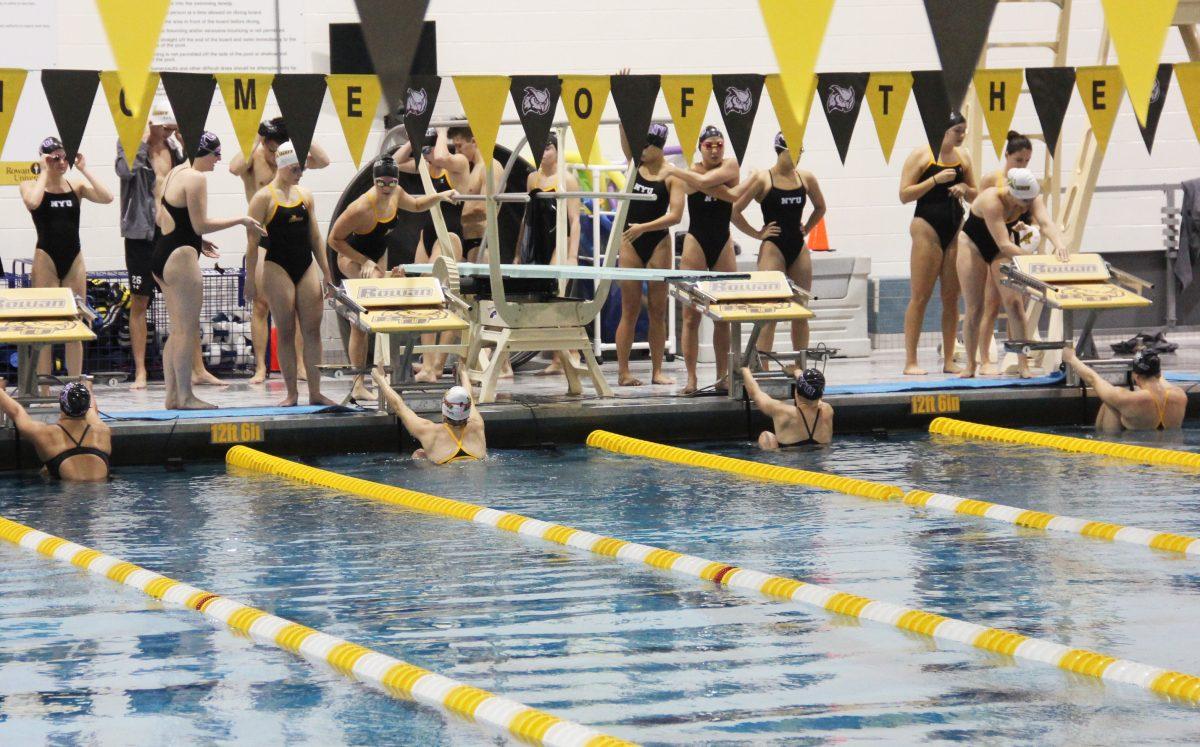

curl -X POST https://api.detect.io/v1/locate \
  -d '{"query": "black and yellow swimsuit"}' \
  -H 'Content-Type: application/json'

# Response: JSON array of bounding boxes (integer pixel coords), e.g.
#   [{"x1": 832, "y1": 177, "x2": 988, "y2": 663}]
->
[
  {"x1": 348, "y1": 191, "x2": 401, "y2": 263},
  {"x1": 433, "y1": 423, "x2": 482, "y2": 464}
]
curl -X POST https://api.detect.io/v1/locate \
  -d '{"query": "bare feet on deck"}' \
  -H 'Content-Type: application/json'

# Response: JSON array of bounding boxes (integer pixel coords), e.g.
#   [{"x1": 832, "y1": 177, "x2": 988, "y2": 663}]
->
[
  {"x1": 903, "y1": 364, "x2": 927, "y2": 376},
  {"x1": 1018, "y1": 366, "x2": 1034, "y2": 379},
  {"x1": 178, "y1": 395, "x2": 217, "y2": 410},
  {"x1": 651, "y1": 373, "x2": 675, "y2": 386},
  {"x1": 414, "y1": 369, "x2": 440, "y2": 383},
  {"x1": 248, "y1": 368, "x2": 268, "y2": 384},
  {"x1": 195, "y1": 369, "x2": 226, "y2": 386},
  {"x1": 979, "y1": 362, "x2": 1000, "y2": 376},
  {"x1": 943, "y1": 361, "x2": 963, "y2": 375},
  {"x1": 350, "y1": 379, "x2": 377, "y2": 402},
  {"x1": 683, "y1": 377, "x2": 699, "y2": 395},
  {"x1": 618, "y1": 375, "x2": 643, "y2": 387},
  {"x1": 131, "y1": 373, "x2": 148, "y2": 390},
  {"x1": 309, "y1": 394, "x2": 338, "y2": 407},
  {"x1": 960, "y1": 367, "x2": 976, "y2": 379},
  {"x1": 277, "y1": 393, "x2": 299, "y2": 407}
]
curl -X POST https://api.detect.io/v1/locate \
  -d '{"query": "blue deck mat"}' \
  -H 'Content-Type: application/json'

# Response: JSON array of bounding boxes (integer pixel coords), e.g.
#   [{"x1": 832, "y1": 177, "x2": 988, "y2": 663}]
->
[
  {"x1": 101, "y1": 404, "x2": 360, "y2": 422},
  {"x1": 825, "y1": 371, "x2": 1065, "y2": 396},
  {"x1": 1166, "y1": 372, "x2": 1200, "y2": 383}
]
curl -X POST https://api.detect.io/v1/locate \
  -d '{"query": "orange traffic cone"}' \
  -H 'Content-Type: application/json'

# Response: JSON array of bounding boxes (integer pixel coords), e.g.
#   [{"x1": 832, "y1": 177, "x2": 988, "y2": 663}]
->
[{"x1": 807, "y1": 218, "x2": 832, "y2": 251}]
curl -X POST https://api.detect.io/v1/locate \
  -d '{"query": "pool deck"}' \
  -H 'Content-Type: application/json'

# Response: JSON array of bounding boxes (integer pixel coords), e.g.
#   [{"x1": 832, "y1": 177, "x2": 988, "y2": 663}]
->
[{"x1": 2, "y1": 339, "x2": 1199, "y2": 470}]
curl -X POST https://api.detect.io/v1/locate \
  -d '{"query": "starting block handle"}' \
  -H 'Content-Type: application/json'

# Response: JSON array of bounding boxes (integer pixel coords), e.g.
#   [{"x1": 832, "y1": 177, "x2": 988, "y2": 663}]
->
[
  {"x1": 534, "y1": 191, "x2": 658, "y2": 201},
  {"x1": 452, "y1": 193, "x2": 531, "y2": 203},
  {"x1": 327, "y1": 283, "x2": 366, "y2": 314}
]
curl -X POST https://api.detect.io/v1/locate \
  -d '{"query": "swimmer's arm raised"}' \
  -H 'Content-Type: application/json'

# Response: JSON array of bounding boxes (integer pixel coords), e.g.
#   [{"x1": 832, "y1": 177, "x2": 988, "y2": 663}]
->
[
  {"x1": 668, "y1": 159, "x2": 739, "y2": 191},
  {"x1": 0, "y1": 380, "x2": 40, "y2": 436},
  {"x1": 740, "y1": 368, "x2": 787, "y2": 416},
  {"x1": 392, "y1": 142, "x2": 418, "y2": 173},
  {"x1": 305, "y1": 142, "x2": 330, "y2": 170},
  {"x1": 71, "y1": 154, "x2": 114, "y2": 205},
  {"x1": 372, "y1": 369, "x2": 439, "y2": 441},
  {"x1": 19, "y1": 158, "x2": 50, "y2": 211},
  {"x1": 1062, "y1": 348, "x2": 1135, "y2": 409},
  {"x1": 228, "y1": 144, "x2": 252, "y2": 177}
]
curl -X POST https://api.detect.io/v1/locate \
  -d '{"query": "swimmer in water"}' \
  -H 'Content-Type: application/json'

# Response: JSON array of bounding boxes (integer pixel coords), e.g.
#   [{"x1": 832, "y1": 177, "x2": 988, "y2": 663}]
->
[
  {"x1": 741, "y1": 366, "x2": 834, "y2": 447},
  {"x1": 0, "y1": 378, "x2": 111, "y2": 482},
  {"x1": 372, "y1": 366, "x2": 487, "y2": 464},
  {"x1": 1062, "y1": 348, "x2": 1186, "y2": 432}
]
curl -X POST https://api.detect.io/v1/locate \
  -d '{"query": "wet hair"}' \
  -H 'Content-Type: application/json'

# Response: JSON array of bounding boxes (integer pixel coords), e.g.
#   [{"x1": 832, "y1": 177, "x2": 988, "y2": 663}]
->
[
  {"x1": 698, "y1": 125, "x2": 724, "y2": 145},
  {"x1": 40, "y1": 136, "x2": 64, "y2": 154},
  {"x1": 947, "y1": 111, "x2": 967, "y2": 129},
  {"x1": 645, "y1": 122, "x2": 669, "y2": 149},
  {"x1": 59, "y1": 381, "x2": 91, "y2": 418},
  {"x1": 793, "y1": 368, "x2": 826, "y2": 401},
  {"x1": 373, "y1": 155, "x2": 400, "y2": 180},
  {"x1": 1005, "y1": 130, "x2": 1033, "y2": 155},
  {"x1": 1132, "y1": 350, "x2": 1162, "y2": 378},
  {"x1": 447, "y1": 124, "x2": 473, "y2": 140},
  {"x1": 258, "y1": 117, "x2": 289, "y2": 144}
]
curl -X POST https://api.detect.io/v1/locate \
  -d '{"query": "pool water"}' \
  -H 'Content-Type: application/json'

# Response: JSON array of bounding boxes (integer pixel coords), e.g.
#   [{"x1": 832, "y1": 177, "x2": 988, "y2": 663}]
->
[{"x1": 2, "y1": 429, "x2": 1200, "y2": 745}]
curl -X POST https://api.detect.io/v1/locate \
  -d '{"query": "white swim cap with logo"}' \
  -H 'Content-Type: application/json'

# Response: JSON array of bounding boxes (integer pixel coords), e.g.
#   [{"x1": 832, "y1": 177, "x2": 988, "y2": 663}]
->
[
  {"x1": 1006, "y1": 167, "x2": 1040, "y2": 201},
  {"x1": 275, "y1": 144, "x2": 300, "y2": 169},
  {"x1": 149, "y1": 104, "x2": 176, "y2": 127},
  {"x1": 442, "y1": 386, "x2": 472, "y2": 423}
]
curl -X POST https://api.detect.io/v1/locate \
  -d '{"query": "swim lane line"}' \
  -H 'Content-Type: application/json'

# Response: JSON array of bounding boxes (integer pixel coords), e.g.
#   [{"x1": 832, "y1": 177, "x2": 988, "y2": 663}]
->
[
  {"x1": 586, "y1": 430, "x2": 1200, "y2": 558},
  {"x1": 0, "y1": 514, "x2": 635, "y2": 747},
  {"x1": 226, "y1": 446, "x2": 1200, "y2": 705}
]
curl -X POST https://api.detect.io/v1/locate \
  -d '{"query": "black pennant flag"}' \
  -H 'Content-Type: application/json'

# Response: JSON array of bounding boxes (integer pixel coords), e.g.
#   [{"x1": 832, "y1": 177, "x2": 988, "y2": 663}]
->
[
  {"x1": 161, "y1": 72, "x2": 216, "y2": 161},
  {"x1": 610, "y1": 74, "x2": 661, "y2": 165},
  {"x1": 911, "y1": 70, "x2": 956, "y2": 155},
  {"x1": 1026, "y1": 67, "x2": 1076, "y2": 157},
  {"x1": 353, "y1": 0, "x2": 430, "y2": 115},
  {"x1": 40, "y1": 70, "x2": 100, "y2": 165},
  {"x1": 1138, "y1": 64, "x2": 1173, "y2": 154},
  {"x1": 924, "y1": 0, "x2": 998, "y2": 110},
  {"x1": 712, "y1": 73, "x2": 764, "y2": 163},
  {"x1": 402, "y1": 75, "x2": 441, "y2": 161},
  {"x1": 511, "y1": 75, "x2": 561, "y2": 167},
  {"x1": 272, "y1": 74, "x2": 327, "y2": 168},
  {"x1": 817, "y1": 72, "x2": 869, "y2": 164}
]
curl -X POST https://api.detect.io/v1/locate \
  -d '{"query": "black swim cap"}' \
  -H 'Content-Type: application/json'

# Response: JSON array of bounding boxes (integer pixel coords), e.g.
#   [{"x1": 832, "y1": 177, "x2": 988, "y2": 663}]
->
[
  {"x1": 645, "y1": 122, "x2": 668, "y2": 149},
  {"x1": 258, "y1": 117, "x2": 289, "y2": 143},
  {"x1": 40, "y1": 136, "x2": 64, "y2": 154},
  {"x1": 1132, "y1": 350, "x2": 1161, "y2": 377},
  {"x1": 698, "y1": 125, "x2": 724, "y2": 145},
  {"x1": 373, "y1": 155, "x2": 400, "y2": 180},
  {"x1": 795, "y1": 368, "x2": 825, "y2": 401},
  {"x1": 947, "y1": 111, "x2": 967, "y2": 128},
  {"x1": 546, "y1": 131, "x2": 558, "y2": 148},
  {"x1": 59, "y1": 382, "x2": 91, "y2": 418},
  {"x1": 195, "y1": 131, "x2": 221, "y2": 158},
  {"x1": 773, "y1": 131, "x2": 788, "y2": 154}
]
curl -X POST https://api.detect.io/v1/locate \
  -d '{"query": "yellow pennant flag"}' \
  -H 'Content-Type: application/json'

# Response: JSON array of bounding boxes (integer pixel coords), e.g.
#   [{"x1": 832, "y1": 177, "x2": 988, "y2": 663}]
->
[
  {"x1": 972, "y1": 68, "x2": 1024, "y2": 158},
  {"x1": 215, "y1": 74, "x2": 274, "y2": 159},
  {"x1": 766, "y1": 74, "x2": 815, "y2": 161},
  {"x1": 759, "y1": 0, "x2": 834, "y2": 134},
  {"x1": 865, "y1": 72, "x2": 913, "y2": 162},
  {"x1": 1100, "y1": 0, "x2": 1179, "y2": 125},
  {"x1": 0, "y1": 69, "x2": 28, "y2": 160},
  {"x1": 662, "y1": 75, "x2": 712, "y2": 164},
  {"x1": 1076, "y1": 66, "x2": 1125, "y2": 152},
  {"x1": 95, "y1": 0, "x2": 170, "y2": 118},
  {"x1": 453, "y1": 76, "x2": 510, "y2": 173},
  {"x1": 326, "y1": 74, "x2": 382, "y2": 167},
  {"x1": 561, "y1": 75, "x2": 611, "y2": 166},
  {"x1": 100, "y1": 71, "x2": 158, "y2": 170},
  {"x1": 1174, "y1": 62, "x2": 1200, "y2": 145}
]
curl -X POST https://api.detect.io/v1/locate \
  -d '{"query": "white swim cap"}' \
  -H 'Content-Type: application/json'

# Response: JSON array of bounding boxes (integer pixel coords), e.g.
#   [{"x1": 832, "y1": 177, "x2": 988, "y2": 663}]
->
[
  {"x1": 149, "y1": 104, "x2": 176, "y2": 127},
  {"x1": 1006, "y1": 167, "x2": 1040, "y2": 201},
  {"x1": 275, "y1": 144, "x2": 300, "y2": 169},
  {"x1": 442, "y1": 386, "x2": 471, "y2": 423}
]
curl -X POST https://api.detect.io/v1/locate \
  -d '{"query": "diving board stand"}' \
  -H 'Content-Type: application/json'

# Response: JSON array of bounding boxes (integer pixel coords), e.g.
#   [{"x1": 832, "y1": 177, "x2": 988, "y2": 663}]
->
[
  {"x1": 0, "y1": 287, "x2": 96, "y2": 403},
  {"x1": 671, "y1": 271, "x2": 816, "y2": 399}
]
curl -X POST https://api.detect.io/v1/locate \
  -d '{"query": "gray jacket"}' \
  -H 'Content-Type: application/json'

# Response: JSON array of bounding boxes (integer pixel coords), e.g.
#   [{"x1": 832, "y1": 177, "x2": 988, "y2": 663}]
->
[
  {"x1": 1178, "y1": 177, "x2": 1200, "y2": 289},
  {"x1": 115, "y1": 139, "x2": 184, "y2": 241}
]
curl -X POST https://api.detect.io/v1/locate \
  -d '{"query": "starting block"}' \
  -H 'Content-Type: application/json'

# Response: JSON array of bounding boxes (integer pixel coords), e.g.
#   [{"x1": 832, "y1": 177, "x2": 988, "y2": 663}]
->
[
  {"x1": 0, "y1": 287, "x2": 96, "y2": 402},
  {"x1": 329, "y1": 275, "x2": 469, "y2": 396},
  {"x1": 671, "y1": 271, "x2": 815, "y2": 398}
]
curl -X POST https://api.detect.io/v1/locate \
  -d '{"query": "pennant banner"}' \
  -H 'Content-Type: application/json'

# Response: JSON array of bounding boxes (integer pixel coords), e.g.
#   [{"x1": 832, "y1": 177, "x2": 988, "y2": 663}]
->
[
  {"x1": 1100, "y1": 0, "x2": 1179, "y2": 125},
  {"x1": 101, "y1": 71, "x2": 159, "y2": 170},
  {"x1": 353, "y1": 0, "x2": 430, "y2": 114},
  {"x1": 610, "y1": 74, "x2": 661, "y2": 165},
  {"x1": 1026, "y1": 67, "x2": 1075, "y2": 157},
  {"x1": 215, "y1": 74, "x2": 274, "y2": 160},
  {"x1": 758, "y1": 0, "x2": 834, "y2": 133},
  {"x1": 1076, "y1": 65, "x2": 1125, "y2": 153},
  {"x1": 1175, "y1": 62, "x2": 1200, "y2": 148},
  {"x1": 972, "y1": 68, "x2": 1024, "y2": 158},
  {"x1": 95, "y1": 0, "x2": 170, "y2": 118},
  {"x1": 326, "y1": 74, "x2": 381, "y2": 167},
  {"x1": 924, "y1": 0, "x2": 998, "y2": 111},
  {"x1": 1137, "y1": 63, "x2": 1174, "y2": 154},
  {"x1": 816, "y1": 72, "x2": 869, "y2": 164},
  {"x1": 560, "y1": 75, "x2": 610, "y2": 165},
  {"x1": 272, "y1": 74, "x2": 327, "y2": 169},
  {"x1": 911, "y1": 70, "x2": 955, "y2": 156},
  {"x1": 865, "y1": 71, "x2": 913, "y2": 162},
  {"x1": 662, "y1": 75, "x2": 712, "y2": 164},
  {"x1": 161, "y1": 72, "x2": 216, "y2": 161},
  {"x1": 510, "y1": 75, "x2": 561, "y2": 167},
  {"x1": 713, "y1": 73, "x2": 764, "y2": 163},
  {"x1": 0, "y1": 69, "x2": 28, "y2": 161},
  {"x1": 41, "y1": 70, "x2": 100, "y2": 165},
  {"x1": 453, "y1": 75, "x2": 510, "y2": 167},
  {"x1": 766, "y1": 73, "x2": 815, "y2": 162},
  {"x1": 402, "y1": 74, "x2": 441, "y2": 161}
]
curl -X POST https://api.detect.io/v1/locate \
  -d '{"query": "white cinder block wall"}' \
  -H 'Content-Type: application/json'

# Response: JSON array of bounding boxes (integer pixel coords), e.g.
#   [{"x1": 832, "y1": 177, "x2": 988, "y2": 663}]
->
[{"x1": 0, "y1": 0, "x2": 1196, "y2": 281}]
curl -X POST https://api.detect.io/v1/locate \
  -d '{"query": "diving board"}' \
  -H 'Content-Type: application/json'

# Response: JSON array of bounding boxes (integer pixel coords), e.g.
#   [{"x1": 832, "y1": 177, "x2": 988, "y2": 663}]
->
[{"x1": 0, "y1": 288, "x2": 96, "y2": 402}]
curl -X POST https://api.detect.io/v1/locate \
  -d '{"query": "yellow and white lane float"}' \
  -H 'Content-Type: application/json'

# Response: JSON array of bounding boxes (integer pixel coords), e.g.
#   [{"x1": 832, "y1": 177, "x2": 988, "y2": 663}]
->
[
  {"x1": 588, "y1": 430, "x2": 1200, "y2": 558},
  {"x1": 931, "y1": 417, "x2": 1200, "y2": 470},
  {"x1": 0, "y1": 287, "x2": 96, "y2": 401},
  {"x1": 227, "y1": 446, "x2": 1200, "y2": 705},
  {"x1": 670, "y1": 270, "x2": 817, "y2": 398},
  {"x1": 1000, "y1": 253, "x2": 1152, "y2": 374},
  {"x1": 0, "y1": 514, "x2": 635, "y2": 747}
]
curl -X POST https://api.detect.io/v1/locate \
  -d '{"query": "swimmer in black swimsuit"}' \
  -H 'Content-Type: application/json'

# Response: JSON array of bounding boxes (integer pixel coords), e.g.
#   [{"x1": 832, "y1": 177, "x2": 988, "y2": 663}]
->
[
  {"x1": 245, "y1": 145, "x2": 336, "y2": 407},
  {"x1": 732, "y1": 133, "x2": 827, "y2": 368},
  {"x1": 957, "y1": 167, "x2": 1068, "y2": 379},
  {"x1": 0, "y1": 378, "x2": 111, "y2": 482},
  {"x1": 154, "y1": 132, "x2": 266, "y2": 410},
  {"x1": 394, "y1": 129, "x2": 466, "y2": 263},
  {"x1": 329, "y1": 156, "x2": 459, "y2": 401},
  {"x1": 20, "y1": 137, "x2": 113, "y2": 386},
  {"x1": 899, "y1": 112, "x2": 978, "y2": 376},
  {"x1": 615, "y1": 122, "x2": 685, "y2": 387},
  {"x1": 741, "y1": 366, "x2": 834, "y2": 448}
]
